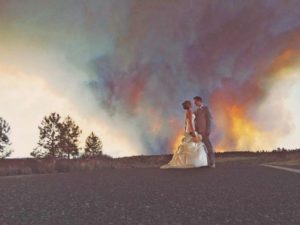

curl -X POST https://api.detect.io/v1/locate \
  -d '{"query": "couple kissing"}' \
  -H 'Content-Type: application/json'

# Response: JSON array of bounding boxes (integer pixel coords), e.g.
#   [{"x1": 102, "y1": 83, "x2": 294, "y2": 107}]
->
[{"x1": 161, "y1": 96, "x2": 215, "y2": 169}]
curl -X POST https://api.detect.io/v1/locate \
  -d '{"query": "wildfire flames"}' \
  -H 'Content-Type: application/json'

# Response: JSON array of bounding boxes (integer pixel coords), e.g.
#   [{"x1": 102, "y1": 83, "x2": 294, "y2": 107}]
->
[
  {"x1": 208, "y1": 48, "x2": 300, "y2": 152},
  {"x1": 213, "y1": 104, "x2": 269, "y2": 151},
  {"x1": 169, "y1": 103, "x2": 272, "y2": 152},
  {"x1": 172, "y1": 131, "x2": 184, "y2": 152}
]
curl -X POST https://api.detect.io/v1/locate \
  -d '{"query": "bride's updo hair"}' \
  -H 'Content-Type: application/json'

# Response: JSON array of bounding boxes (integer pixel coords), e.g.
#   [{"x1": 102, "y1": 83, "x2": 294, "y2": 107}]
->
[{"x1": 182, "y1": 100, "x2": 192, "y2": 110}]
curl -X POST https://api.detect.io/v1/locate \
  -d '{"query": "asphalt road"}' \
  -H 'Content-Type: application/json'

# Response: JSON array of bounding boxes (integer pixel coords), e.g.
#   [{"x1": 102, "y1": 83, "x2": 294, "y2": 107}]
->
[{"x1": 0, "y1": 162, "x2": 299, "y2": 225}]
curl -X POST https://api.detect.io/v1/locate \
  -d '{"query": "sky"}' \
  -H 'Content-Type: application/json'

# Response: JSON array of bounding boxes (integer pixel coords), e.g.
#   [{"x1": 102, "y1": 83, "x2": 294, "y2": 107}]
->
[{"x1": 0, "y1": 0, "x2": 300, "y2": 158}]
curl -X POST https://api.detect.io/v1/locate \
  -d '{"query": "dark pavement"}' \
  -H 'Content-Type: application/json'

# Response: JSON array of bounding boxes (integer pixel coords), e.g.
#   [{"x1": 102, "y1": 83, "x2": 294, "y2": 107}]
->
[{"x1": 0, "y1": 162, "x2": 299, "y2": 225}]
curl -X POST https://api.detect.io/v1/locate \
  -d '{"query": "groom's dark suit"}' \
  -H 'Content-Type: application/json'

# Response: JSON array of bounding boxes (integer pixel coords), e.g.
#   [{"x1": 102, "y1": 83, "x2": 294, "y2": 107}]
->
[{"x1": 194, "y1": 105, "x2": 215, "y2": 166}]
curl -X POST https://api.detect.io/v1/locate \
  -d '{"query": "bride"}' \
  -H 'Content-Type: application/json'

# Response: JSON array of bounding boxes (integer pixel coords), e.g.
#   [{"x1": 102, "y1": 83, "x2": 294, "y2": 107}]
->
[{"x1": 161, "y1": 100, "x2": 208, "y2": 169}]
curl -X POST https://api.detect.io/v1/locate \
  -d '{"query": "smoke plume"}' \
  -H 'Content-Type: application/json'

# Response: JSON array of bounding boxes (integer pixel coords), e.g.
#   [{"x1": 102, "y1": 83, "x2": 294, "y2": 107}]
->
[{"x1": 1, "y1": 0, "x2": 300, "y2": 156}]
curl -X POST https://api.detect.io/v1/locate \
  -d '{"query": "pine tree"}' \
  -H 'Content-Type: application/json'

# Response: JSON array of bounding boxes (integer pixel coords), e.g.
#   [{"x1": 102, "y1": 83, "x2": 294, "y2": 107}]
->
[
  {"x1": 84, "y1": 132, "x2": 103, "y2": 158},
  {"x1": 59, "y1": 116, "x2": 82, "y2": 159},
  {"x1": 31, "y1": 113, "x2": 62, "y2": 158},
  {"x1": 0, "y1": 117, "x2": 12, "y2": 159}
]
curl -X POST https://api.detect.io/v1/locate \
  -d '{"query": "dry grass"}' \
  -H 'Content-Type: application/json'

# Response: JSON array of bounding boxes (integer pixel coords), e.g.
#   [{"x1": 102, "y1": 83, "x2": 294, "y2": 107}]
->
[
  {"x1": 0, "y1": 151, "x2": 299, "y2": 177},
  {"x1": 218, "y1": 151, "x2": 300, "y2": 165},
  {"x1": 0, "y1": 157, "x2": 114, "y2": 176}
]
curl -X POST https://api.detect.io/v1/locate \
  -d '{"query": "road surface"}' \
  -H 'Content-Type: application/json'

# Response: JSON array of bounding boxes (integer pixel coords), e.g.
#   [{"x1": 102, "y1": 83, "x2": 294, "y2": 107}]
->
[{"x1": 0, "y1": 161, "x2": 299, "y2": 225}]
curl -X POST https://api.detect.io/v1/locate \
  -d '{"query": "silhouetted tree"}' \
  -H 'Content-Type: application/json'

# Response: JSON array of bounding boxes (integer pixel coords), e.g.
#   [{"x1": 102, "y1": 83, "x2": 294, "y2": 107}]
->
[
  {"x1": 31, "y1": 113, "x2": 62, "y2": 158},
  {"x1": 83, "y1": 132, "x2": 103, "y2": 158},
  {"x1": 0, "y1": 117, "x2": 12, "y2": 159},
  {"x1": 59, "y1": 116, "x2": 82, "y2": 159}
]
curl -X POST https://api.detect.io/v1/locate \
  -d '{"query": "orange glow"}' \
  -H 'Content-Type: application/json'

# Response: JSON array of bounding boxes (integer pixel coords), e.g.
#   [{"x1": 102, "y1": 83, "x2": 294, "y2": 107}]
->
[
  {"x1": 168, "y1": 117, "x2": 184, "y2": 152},
  {"x1": 172, "y1": 130, "x2": 184, "y2": 152},
  {"x1": 215, "y1": 104, "x2": 268, "y2": 151},
  {"x1": 269, "y1": 50, "x2": 298, "y2": 77},
  {"x1": 208, "y1": 47, "x2": 300, "y2": 152}
]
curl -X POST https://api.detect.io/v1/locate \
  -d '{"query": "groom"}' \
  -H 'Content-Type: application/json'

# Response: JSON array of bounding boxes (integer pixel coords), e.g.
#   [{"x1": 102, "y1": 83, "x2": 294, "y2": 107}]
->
[{"x1": 193, "y1": 96, "x2": 215, "y2": 168}]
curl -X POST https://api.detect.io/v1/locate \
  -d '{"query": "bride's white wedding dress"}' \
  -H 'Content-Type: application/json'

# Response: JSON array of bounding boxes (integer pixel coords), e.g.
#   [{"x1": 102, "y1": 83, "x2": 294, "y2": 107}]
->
[{"x1": 161, "y1": 114, "x2": 208, "y2": 169}]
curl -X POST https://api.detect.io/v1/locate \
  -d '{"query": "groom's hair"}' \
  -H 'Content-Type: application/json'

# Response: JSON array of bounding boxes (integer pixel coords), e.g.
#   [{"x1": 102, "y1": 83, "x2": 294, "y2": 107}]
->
[{"x1": 193, "y1": 96, "x2": 203, "y2": 102}]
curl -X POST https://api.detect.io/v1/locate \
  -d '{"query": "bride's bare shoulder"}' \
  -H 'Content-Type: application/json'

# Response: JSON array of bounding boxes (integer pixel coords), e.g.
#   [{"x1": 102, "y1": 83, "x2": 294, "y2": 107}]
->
[{"x1": 186, "y1": 109, "x2": 193, "y2": 118}]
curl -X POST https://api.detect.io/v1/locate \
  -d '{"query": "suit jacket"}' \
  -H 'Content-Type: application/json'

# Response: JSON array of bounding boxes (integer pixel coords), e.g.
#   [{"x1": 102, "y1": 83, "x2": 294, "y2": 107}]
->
[{"x1": 194, "y1": 106, "x2": 212, "y2": 136}]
